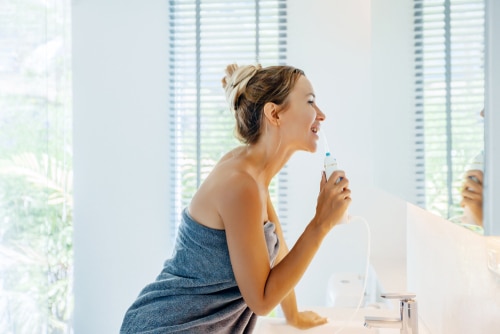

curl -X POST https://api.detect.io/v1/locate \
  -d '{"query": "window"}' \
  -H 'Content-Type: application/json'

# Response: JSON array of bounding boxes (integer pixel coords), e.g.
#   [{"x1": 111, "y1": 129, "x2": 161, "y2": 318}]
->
[
  {"x1": 0, "y1": 0, "x2": 73, "y2": 333},
  {"x1": 168, "y1": 0, "x2": 288, "y2": 234},
  {"x1": 414, "y1": 0, "x2": 485, "y2": 219}
]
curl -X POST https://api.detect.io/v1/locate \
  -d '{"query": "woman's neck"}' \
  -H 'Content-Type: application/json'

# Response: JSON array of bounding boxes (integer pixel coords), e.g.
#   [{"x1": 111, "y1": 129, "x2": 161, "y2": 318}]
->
[{"x1": 243, "y1": 141, "x2": 294, "y2": 187}]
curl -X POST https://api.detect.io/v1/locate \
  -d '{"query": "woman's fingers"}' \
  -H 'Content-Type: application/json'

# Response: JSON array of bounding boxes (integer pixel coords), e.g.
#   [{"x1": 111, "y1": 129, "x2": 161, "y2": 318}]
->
[{"x1": 319, "y1": 171, "x2": 327, "y2": 191}]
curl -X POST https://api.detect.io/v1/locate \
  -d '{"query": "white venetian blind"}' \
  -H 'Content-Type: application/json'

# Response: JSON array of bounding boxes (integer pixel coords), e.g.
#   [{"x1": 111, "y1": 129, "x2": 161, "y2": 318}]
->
[
  {"x1": 168, "y1": 0, "x2": 288, "y2": 234},
  {"x1": 414, "y1": 0, "x2": 485, "y2": 219}
]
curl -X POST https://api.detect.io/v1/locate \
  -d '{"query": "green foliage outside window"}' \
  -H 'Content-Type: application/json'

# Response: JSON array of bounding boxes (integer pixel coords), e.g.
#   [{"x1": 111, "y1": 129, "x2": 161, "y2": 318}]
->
[{"x1": 0, "y1": 0, "x2": 73, "y2": 333}]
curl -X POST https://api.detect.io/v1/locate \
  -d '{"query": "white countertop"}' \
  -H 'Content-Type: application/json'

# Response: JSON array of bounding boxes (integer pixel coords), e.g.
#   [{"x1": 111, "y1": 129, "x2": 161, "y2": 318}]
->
[{"x1": 254, "y1": 307, "x2": 402, "y2": 334}]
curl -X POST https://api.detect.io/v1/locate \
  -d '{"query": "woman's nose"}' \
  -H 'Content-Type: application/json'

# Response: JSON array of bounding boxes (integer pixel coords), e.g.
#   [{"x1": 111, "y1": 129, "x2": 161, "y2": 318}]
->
[{"x1": 316, "y1": 106, "x2": 326, "y2": 120}]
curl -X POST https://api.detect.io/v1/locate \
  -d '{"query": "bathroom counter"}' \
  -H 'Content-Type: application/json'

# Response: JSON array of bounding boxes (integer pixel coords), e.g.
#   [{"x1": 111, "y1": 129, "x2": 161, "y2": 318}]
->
[{"x1": 255, "y1": 306, "x2": 402, "y2": 334}]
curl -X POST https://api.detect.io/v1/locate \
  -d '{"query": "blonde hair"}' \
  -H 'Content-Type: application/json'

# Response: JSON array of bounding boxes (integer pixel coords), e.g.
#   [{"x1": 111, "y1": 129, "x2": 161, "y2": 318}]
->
[{"x1": 221, "y1": 63, "x2": 305, "y2": 144}]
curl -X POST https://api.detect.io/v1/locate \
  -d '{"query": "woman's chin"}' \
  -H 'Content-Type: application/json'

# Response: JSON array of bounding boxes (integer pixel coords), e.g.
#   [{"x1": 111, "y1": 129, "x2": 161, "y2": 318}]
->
[
  {"x1": 308, "y1": 146, "x2": 318, "y2": 153},
  {"x1": 303, "y1": 142, "x2": 318, "y2": 153}
]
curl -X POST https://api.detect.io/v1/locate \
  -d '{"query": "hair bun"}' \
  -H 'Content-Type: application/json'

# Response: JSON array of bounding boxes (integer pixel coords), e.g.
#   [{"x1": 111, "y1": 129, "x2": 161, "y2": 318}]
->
[{"x1": 222, "y1": 64, "x2": 262, "y2": 112}]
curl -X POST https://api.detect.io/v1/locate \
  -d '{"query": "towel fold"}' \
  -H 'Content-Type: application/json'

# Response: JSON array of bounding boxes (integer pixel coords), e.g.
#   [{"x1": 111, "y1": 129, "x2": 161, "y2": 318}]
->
[{"x1": 120, "y1": 208, "x2": 280, "y2": 334}]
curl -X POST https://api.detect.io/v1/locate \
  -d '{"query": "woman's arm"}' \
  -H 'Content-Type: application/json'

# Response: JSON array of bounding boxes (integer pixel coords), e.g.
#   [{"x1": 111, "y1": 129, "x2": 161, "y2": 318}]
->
[
  {"x1": 220, "y1": 170, "x2": 350, "y2": 316},
  {"x1": 267, "y1": 196, "x2": 328, "y2": 329}
]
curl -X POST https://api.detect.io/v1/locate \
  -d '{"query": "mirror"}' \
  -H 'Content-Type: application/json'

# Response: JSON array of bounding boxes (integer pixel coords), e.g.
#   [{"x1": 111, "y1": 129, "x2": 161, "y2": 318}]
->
[
  {"x1": 370, "y1": 1, "x2": 489, "y2": 235},
  {"x1": 285, "y1": 0, "x2": 493, "y2": 236},
  {"x1": 412, "y1": 1, "x2": 486, "y2": 234}
]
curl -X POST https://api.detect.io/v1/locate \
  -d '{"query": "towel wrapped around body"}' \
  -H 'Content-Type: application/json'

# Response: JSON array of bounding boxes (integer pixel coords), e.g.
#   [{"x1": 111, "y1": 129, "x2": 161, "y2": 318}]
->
[{"x1": 120, "y1": 207, "x2": 280, "y2": 334}]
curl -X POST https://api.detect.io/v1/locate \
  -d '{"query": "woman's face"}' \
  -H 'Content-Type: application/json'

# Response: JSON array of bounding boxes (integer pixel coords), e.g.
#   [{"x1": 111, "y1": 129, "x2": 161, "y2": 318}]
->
[{"x1": 279, "y1": 75, "x2": 326, "y2": 153}]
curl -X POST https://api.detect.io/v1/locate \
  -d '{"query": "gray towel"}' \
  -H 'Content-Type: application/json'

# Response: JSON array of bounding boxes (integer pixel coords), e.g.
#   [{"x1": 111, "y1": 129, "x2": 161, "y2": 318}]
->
[{"x1": 120, "y1": 208, "x2": 280, "y2": 333}]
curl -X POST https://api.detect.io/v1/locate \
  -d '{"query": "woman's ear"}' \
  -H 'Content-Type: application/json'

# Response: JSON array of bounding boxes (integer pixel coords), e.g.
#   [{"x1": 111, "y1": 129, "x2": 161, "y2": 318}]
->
[{"x1": 263, "y1": 102, "x2": 280, "y2": 126}]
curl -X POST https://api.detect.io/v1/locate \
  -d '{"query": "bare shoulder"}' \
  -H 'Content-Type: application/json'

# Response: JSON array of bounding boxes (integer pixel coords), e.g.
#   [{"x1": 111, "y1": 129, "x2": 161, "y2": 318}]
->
[
  {"x1": 216, "y1": 170, "x2": 265, "y2": 231},
  {"x1": 188, "y1": 162, "x2": 262, "y2": 229},
  {"x1": 216, "y1": 146, "x2": 247, "y2": 165},
  {"x1": 220, "y1": 171, "x2": 261, "y2": 211}
]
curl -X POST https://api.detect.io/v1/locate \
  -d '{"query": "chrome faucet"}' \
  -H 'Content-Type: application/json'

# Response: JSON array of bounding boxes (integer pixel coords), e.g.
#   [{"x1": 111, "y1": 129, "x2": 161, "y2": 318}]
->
[{"x1": 364, "y1": 292, "x2": 418, "y2": 334}]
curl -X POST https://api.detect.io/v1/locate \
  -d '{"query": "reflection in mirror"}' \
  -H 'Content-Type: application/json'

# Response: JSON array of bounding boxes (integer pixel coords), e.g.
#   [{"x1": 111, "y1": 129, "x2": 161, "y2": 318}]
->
[{"x1": 413, "y1": 0, "x2": 486, "y2": 234}]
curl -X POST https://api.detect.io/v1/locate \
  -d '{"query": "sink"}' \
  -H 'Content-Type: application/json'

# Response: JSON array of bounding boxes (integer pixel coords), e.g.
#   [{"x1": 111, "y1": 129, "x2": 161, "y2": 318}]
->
[
  {"x1": 254, "y1": 307, "x2": 401, "y2": 334},
  {"x1": 254, "y1": 317, "x2": 379, "y2": 333}
]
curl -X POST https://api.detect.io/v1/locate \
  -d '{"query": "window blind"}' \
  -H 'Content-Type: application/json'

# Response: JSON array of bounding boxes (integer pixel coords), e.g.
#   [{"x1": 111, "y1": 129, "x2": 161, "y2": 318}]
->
[
  {"x1": 414, "y1": 0, "x2": 485, "y2": 219},
  {"x1": 168, "y1": 0, "x2": 288, "y2": 236}
]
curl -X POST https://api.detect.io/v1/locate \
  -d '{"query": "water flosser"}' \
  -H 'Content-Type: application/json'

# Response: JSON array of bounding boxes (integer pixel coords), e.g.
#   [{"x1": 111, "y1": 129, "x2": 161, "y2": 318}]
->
[
  {"x1": 323, "y1": 133, "x2": 349, "y2": 224},
  {"x1": 324, "y1": 152, "x2": 339, "y2": 183}
]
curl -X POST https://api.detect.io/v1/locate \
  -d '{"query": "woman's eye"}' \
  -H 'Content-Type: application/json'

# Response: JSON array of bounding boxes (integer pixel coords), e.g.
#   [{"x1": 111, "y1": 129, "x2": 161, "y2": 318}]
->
[{"x1": 308, "y1": 100, "x2": 315, "y2": 105}]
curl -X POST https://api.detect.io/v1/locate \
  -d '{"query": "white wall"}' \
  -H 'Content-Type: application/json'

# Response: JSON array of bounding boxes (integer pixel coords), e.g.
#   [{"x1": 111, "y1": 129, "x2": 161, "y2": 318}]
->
[
  {"x1": 286, "y1": 0, "x2": 413, "y2": 306},
  {"x1": 72, "y1": 1, "x2": 170, "y2": 333},
  {"x1": 370, "y1": 0, "x2": 415, "y2": 204},
  {"x1": 72, "y1": 0, "x2": 414, "y2": 331}
]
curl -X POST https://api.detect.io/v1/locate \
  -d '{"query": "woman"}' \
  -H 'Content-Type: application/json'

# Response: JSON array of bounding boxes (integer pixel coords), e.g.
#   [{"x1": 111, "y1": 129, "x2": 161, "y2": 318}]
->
[{"x1": 120, "y1": 64, "x2": 351, "y2": 333}]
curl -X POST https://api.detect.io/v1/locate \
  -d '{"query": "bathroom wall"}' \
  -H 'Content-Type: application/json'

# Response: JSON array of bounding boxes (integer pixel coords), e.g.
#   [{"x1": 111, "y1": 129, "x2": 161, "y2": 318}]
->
[
  {"x1": 286, "y1": 0, "x2": 413, "y2": 306},
  {"x1": 72, "y1": 1, "x2": 170, "y2": 333},
  {"x1": 407, "y1": 204, "x2": 500, "y2": 333}
]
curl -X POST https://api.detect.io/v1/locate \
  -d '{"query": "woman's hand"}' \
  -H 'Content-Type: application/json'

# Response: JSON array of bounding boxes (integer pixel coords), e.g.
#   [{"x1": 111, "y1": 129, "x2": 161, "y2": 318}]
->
[
  {"x1": 313, "y1": 170, "x2": 351, "y2": 232},
  {"x1": 287, "y1": 310, "x2": 328, "y2": 330},
  {"x1": 461, "y1": 170, "x2": 484, "y2": 226}
]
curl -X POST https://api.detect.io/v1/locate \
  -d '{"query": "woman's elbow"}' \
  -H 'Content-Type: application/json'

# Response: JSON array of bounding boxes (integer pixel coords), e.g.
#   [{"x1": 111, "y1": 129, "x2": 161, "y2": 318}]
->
[{"x1": 247, "y1": 300, "x2": 277, "y2": 316}]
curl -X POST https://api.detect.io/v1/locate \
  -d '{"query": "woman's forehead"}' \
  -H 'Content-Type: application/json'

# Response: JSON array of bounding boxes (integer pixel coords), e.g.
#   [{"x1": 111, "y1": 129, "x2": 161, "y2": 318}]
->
[{"x1": 293, "y1": 75, "x2": 315, "y2": 96}]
